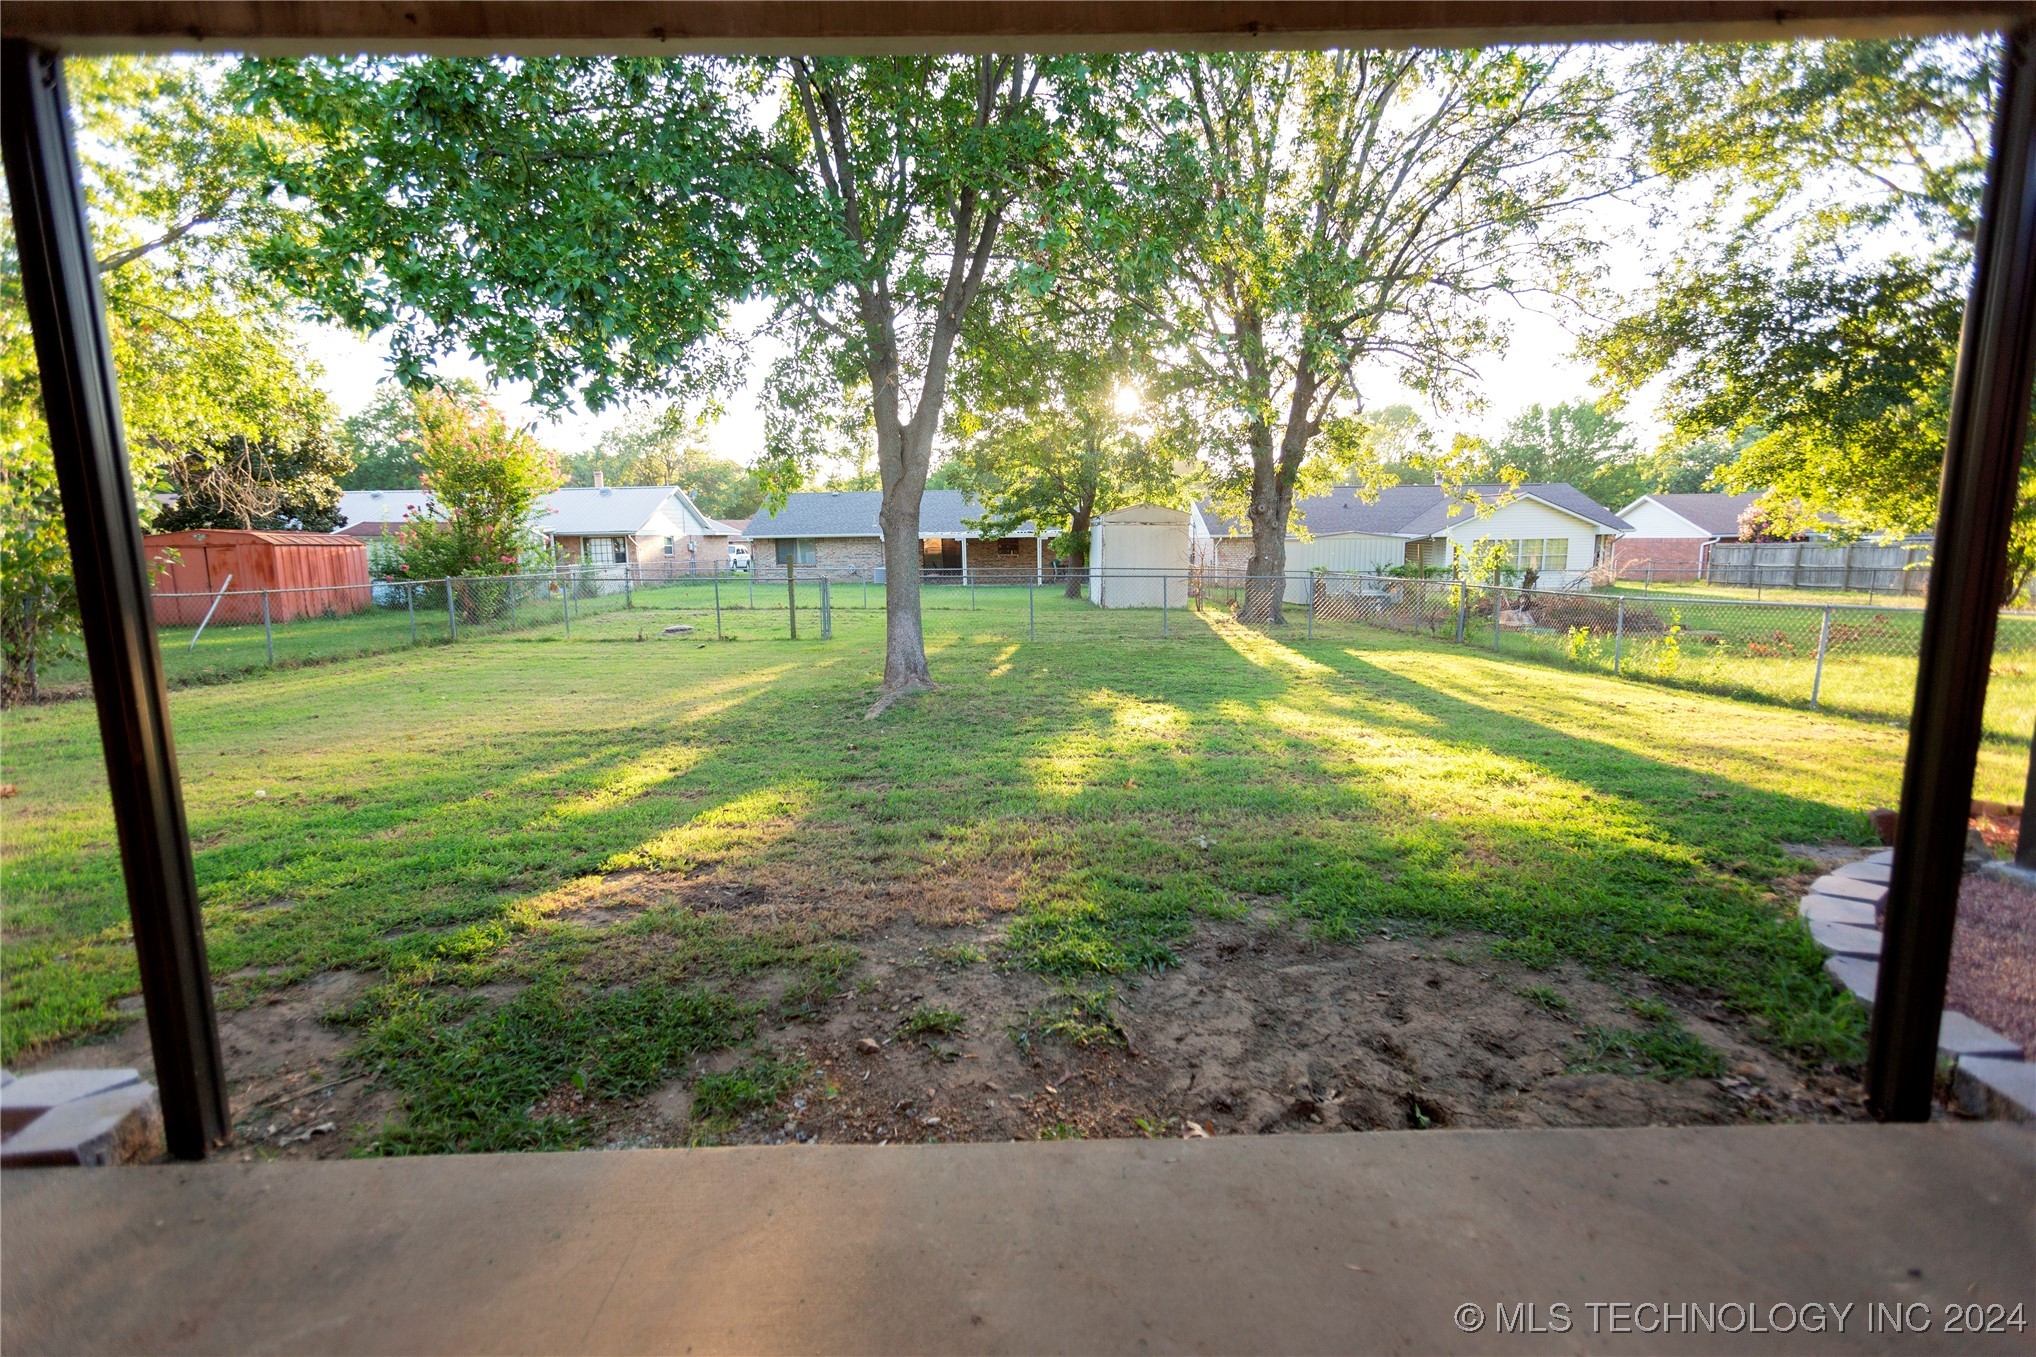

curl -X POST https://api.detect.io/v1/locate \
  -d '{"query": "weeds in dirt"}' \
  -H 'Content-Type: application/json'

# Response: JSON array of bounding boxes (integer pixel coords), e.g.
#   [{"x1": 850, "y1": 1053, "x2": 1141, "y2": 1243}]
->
[
  {"x1": 898, "y1": 1004, "x2": 967, "y2": 1039},
  {"x1": 1038, "y1": 1122, "x2": 1084, "y2": 1140},
  {"x1": 1519, "y1": 985, "x2": 1569, "y2": 1013},
  {"x1": 350, "y1": 979, "x2": 751, "y2": 1153},
  {"x1": 1016, "y1": 986, "x2": 1127, "y2": 1050},
  {"x1": 693, "y1": 1051, "x2": 811, "y2": 1127},
  {"x1": 927, "y1": 942, "x2": 986, "y2": 968},
  {"x1": 1568, "y1": 1017, "x2": 1726, "y2": 1081}
]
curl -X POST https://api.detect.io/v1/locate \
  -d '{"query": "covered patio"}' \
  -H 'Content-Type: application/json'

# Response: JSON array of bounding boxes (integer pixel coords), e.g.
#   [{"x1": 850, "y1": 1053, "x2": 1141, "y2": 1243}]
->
[{"x1": 4, "y1": 2, "x2": 2035, "y2": 1353}]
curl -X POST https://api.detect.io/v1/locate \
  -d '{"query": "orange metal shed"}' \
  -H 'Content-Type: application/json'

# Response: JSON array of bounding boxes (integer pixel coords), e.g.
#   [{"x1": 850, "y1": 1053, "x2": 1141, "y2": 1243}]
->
[{"x1": 142, "y1": 529, "x2": 372, "y2": 627}]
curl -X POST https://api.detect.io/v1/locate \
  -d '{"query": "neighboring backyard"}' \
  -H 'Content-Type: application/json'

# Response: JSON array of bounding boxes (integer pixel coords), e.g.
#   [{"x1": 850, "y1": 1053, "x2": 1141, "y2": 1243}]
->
[{"x1": 4, "y1": 603, "x2": 2026, "y2": 1155}]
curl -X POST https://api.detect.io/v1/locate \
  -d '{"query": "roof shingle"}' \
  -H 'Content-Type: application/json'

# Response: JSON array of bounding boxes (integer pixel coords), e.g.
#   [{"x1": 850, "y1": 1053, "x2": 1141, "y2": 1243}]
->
[{"x1": 1203, "y1": 483, "x2": 1630, "y2": 538}]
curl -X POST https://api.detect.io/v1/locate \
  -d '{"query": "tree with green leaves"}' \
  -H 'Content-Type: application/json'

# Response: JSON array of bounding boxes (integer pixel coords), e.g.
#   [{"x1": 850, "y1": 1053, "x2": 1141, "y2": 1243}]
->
[
  {"x1": 1113, "y1": 49, "x2": 1618, "y2": 619},
  {"x1": 338, "y1": 378, "x2": 489, "y2": 490},
  {"x1": 239, "y1": 53, "x2": 1077, "y2": 708},
  {"x1": 946, "y1": 242, "x2": 1179, "y2": 596},
  {"x1": 383, "y1": 392, "x2": 561, "y2": 581},
  {"x1": 2, "y1": 57, "x2": 333, "y2": 700},
  {"x1": 1584, "y1": 38, "x2": 2022, "y2": 591},
  {"x1": 154, "y1": 390, "x2": 350, "y2": 532},
  {"x1": 1454, "y1": 400, "x2": 1643, "y2": 508},
  {"x1": 1356, "y1": 405, "x2": 1443, "y2": 486},
  {"x1": 562, "y1": 406, "x2": 763, "y2": 518},
  {"x1": 757, "y1": 55, "x2": 1077, "y2": 706}
]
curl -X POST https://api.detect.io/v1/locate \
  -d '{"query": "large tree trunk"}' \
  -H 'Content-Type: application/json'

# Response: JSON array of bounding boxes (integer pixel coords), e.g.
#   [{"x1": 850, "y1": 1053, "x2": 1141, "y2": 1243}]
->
[
  {"x1": 1064, "y1": 500, "x2": 1093, "y2": 599},
  {"x1": 873, "y1": 416, "x2": 936, "y2": 707},
  {"x1": 1242, "y1": 476, "x2": 1293, "y2": 624},
  {"x1": 1240, "y1": 409, "x2": 1291, "y2": 623}
]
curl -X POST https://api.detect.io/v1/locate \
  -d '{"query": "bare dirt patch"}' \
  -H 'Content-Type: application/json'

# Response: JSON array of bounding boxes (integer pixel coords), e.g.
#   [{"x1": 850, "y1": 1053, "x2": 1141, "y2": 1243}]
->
[
  {"x1": 594, "y1": 916, "x2": 1866, "y2": 1148},
  {"x1": 23, "y1": 970, "x2": 396, "y2": 1161}
]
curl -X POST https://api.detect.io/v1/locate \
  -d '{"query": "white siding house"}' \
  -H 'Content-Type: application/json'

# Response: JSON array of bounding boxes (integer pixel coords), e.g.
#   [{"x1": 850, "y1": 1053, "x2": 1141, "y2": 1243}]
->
[{"x1": 1201, "y1": 483, "x2": 1630, "y2": 591}]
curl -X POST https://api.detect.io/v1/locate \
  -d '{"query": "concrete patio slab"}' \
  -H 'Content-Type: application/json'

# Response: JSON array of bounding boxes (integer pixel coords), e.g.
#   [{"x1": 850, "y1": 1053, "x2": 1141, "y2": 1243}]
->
[
  {"x1": 1866, "y1": 848, "x2": 1896, "y2": 865},
  {"x1": 1829, "y1": 860, "x2": 1893, "y2": 885},
  {"x1": 3, "y1": 1126, "x2": 2032, "y2": 1356}
]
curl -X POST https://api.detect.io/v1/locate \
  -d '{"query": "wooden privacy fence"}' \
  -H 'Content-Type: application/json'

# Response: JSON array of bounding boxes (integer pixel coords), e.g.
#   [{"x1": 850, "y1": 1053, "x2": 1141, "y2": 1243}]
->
[{"x1": 1706, "y1": 541, "x2": 1931, "y2": 593}]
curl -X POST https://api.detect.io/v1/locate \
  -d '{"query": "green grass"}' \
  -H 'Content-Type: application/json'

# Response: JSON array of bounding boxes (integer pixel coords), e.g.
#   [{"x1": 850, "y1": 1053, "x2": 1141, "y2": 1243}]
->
[
  {"x1": 1600, "y1": 579, "x2": 1931, "y2": 609},
  {"x1": 691, "y1": 1051, "x2": 811, "y2": 1130},
  {"x1": 7, "y1": 592, "x2": 2025, "y2": 1151}
]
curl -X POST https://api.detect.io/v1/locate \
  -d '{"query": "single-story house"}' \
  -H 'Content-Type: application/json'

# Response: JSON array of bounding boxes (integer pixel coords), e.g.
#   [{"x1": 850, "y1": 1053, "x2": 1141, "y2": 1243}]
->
[
  {"x1": 338, "y1": 483, "x2": 734, "y2": 577},
  {"x1": 537, "y1": 482, "x2": 733, "y2": 577},
  {"x1": 1199, "y1": 483, "x2": 1631, "y2": 596},
  {"x1": 745, "y1": 490, "x2": 1056, "y2": 583},
  {"x1": 1612, "y1": 491, "x2": 1763, "y2": 581}
]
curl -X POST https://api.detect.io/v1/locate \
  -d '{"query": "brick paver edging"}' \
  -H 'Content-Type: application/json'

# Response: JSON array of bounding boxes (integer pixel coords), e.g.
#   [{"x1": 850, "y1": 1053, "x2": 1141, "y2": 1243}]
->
[{"x1": 1801, "y1": 850, "x2": 2034, "y2": 1121}]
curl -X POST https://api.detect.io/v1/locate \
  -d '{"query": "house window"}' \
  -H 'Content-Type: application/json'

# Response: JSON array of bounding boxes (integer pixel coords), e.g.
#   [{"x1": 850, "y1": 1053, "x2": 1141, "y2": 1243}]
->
[
  {"x1": 581, "y1": 536, "x2": 627, "y2": 566},
  {"x1": 1504, "y1": 538, "x2": 1569, "y2": 572},
  {"x1": 663, "y1": 537, "x2": 675, "y2": 557},
  {"x1": 775, "y1": 538, "x2": 817, "y2": 566}
]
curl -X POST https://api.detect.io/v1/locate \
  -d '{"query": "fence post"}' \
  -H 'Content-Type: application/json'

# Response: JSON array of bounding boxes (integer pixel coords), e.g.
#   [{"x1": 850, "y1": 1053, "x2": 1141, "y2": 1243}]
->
[
  {"x1": 713, "y1": 577, "x2": 723, "y2": 640},
  {"x1": 1811, "y1": 605, "x2": 1832, "y2": 709},
  {"x1": 864, "y1": 578, "x2": 870, "y2": 610},
  {"x1": 1492, "y1": 580, "x2": 1502, "y2": 652},
  {"x1": 508, "y1": 579, "x2": 518, "y2": 628},
  {"x1": 1029, "y1": 581, "x2": 1036, "y2": 641},
  {"x1": 1614, "y1": 598, "x2": 1625, "y2": 675},
  {"x1": 970, "y1": 574, "x2": 977, "y2": 611},
  {"x1": 406, "y1": 585, "x2": 416, "y2": 644},
  {"x1": 787, "y1": 562, "x2": 798, "y2": 640},
  {"x1": 1307, "y1": 578, "x2": 1315, "y2": 639},
  {"x1": 1161, "y1": 574, "x2": 1169, "y2": 637},
  {"x1": 624, "y1": 563, "x2": 633, "y2": 609},
  {"x1": 821, "y1": 577, "x2": 832, "y2": 639},
  {"x1": 1455, "y1": 582, "x2": 1468, "y2": 644},
  {"x1": 261, "y1": 589, "x2": 274, "y2": 665},
  {"x1": 561, "y1": 578, "x2": 571, "y2": 638},
  {"x1": 445, "y1": 578, "x2": 458, "y2": 642}
]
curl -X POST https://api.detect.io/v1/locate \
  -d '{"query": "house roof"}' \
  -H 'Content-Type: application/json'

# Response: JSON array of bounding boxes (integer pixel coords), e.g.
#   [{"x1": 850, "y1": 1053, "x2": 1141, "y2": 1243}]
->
[
  {"x1": 1619, "y1": 491, "x2": 1763, "y2": 538},
  {"x1": 341, "y1": 486, "x2": 731, "y2": 538},
  {"x1": 539, "y1": 486, "x2": 696, "y2": 536},
  {"x1": 336, "y1": 489, "x2": 435, "y2": 530},
  {"x1": 1202, "y1": 483, "x2": 1631, "y2": 539},
  {"x1": 746, "y1": 489, "x2": 1042, "y2": 539}
]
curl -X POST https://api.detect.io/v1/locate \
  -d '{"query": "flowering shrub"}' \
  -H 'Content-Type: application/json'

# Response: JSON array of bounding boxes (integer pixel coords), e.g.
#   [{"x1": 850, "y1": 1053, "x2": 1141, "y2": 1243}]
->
[{"x1": 381, "y1": 391, "x2": 560, "y2": 581}]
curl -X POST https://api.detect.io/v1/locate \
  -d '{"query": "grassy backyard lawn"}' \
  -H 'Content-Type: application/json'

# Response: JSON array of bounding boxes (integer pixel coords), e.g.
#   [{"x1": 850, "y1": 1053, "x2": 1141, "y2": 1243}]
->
[{"x1": 4, "y1": 594, "x2": 2021, "y2": 1154}]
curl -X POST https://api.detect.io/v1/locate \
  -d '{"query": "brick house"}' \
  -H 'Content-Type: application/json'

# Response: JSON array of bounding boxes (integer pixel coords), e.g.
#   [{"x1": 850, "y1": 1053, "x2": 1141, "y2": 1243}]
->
[
  {"x1": 746, "y1": 490, "x2": 1056, "y2": 583},
  {"x1": 1612, "y1": 491, "x2": 1763, "y2": 582}
]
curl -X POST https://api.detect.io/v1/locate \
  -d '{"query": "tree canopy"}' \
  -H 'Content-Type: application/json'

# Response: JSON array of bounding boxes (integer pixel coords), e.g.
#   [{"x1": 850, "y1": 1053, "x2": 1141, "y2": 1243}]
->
[
  {"x1": 1103, "y1": 49, "x2": 1620, "y2": 618},
  {"x1": 2, "y1": 57, "x2": 336, "y2": 699},
  {"x1": 1586, "y1": 38, "x2": 2020, "y2": 586}
]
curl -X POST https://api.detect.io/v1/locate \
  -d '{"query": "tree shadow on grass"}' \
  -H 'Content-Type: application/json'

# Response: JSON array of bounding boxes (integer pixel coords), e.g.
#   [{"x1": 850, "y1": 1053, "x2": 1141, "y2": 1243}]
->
[{"x1": 4, "y1": 606, "x2": 1874, "y2": 1150}]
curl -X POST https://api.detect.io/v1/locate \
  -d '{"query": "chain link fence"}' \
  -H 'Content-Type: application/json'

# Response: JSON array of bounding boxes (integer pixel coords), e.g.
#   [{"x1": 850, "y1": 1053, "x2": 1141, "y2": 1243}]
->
[{"x1": 47, "y1": 563, "x2": 2034, "y2": 744}]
